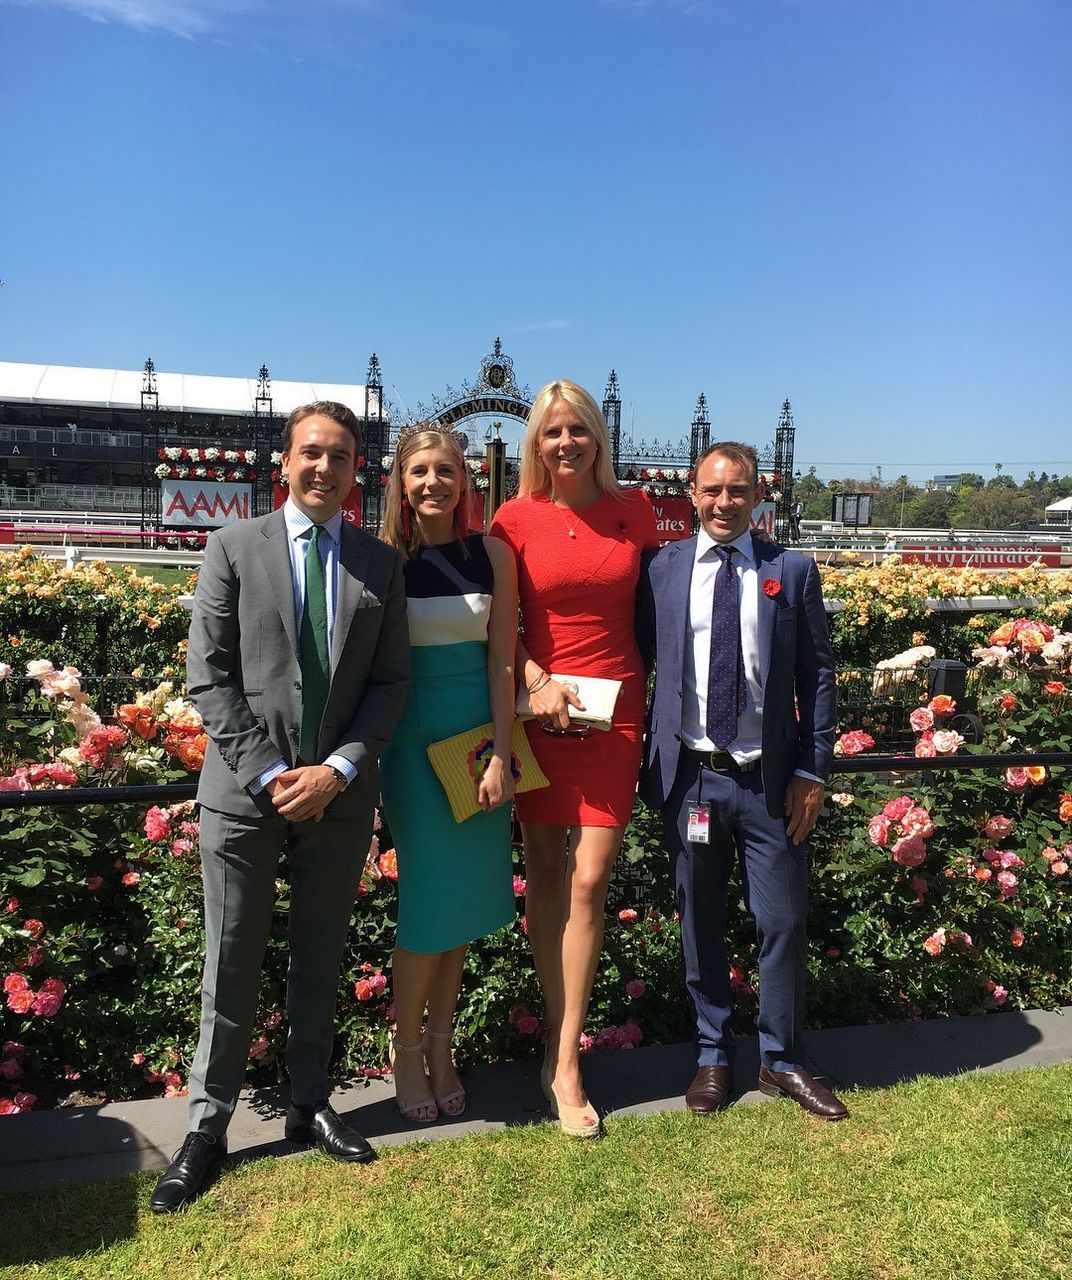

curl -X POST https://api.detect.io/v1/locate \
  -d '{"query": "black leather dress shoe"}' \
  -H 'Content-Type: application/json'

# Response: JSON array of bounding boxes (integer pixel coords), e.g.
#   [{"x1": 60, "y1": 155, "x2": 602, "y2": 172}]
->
[
  {"x1": 685, "y1": 1065, "x2": 733, "y2": 1114},
  {"x1": 757, "y1": 1066, "x2": 849, "y2": 1121},
  {"x1": 150, "y1": 1131, "x2": 227, "y2": 1214},
  {"x1": 284, "y1": 1102, "x2": 377, "y2": 1163}
]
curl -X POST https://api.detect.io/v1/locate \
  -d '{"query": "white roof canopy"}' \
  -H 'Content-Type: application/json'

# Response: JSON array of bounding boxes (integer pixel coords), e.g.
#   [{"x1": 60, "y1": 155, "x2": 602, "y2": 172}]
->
[
  {"x1": 1045, "y1": 496, "x2": 1072, "y2": 513},
  {"x1": 0, "y1": 361, "x2": 382, "y2": 419}
]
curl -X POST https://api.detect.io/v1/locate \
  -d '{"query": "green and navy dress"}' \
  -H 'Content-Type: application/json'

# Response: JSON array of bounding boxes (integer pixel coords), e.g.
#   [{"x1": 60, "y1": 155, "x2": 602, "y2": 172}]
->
[{"x1": 380, "y1": 534, "x2": 515, "y2": 953}]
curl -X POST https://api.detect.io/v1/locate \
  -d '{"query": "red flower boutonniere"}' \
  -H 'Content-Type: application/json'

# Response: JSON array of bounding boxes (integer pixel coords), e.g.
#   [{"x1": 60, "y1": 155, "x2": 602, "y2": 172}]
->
[{"x1": 763, "y1": 579, "x2": 782, "y2": 598}]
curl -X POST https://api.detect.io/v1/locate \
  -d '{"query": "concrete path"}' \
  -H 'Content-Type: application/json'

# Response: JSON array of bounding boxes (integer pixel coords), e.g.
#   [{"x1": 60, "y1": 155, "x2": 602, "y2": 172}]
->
[{"x1": 3, "y1": 1006, "x2": 1069, "y2": 1190}]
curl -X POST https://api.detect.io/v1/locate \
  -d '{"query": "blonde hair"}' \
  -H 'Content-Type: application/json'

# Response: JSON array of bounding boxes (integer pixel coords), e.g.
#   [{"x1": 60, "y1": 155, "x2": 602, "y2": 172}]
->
[
  {"x1": 517, "y1": 380, "x2": 621, "y2": 500},
  {"x1": 380, "y1": 424, "x2": 472, "y2": 562}
]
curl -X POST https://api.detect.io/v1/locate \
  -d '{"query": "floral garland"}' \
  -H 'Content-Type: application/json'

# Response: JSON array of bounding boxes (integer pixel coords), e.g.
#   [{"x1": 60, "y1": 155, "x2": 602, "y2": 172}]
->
[
  {"x1": 154, "y1": 464, "x2": 254, "y2": 481},
  {"x1": 158, "y1": 447, "x2": 257, "y2": 465}
]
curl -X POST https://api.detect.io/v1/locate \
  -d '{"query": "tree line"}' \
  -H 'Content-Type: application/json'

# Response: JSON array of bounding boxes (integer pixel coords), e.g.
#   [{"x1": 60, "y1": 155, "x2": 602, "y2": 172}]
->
[{"x1": 794, "y1": 468, "x2": 1072, "y2": 531}]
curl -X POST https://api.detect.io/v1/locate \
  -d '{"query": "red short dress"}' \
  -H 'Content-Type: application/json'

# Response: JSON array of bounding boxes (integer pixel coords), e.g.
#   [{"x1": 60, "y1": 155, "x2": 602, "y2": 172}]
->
[{"x1": 489, "y1": 487, "x2": 660, "y2": 827}]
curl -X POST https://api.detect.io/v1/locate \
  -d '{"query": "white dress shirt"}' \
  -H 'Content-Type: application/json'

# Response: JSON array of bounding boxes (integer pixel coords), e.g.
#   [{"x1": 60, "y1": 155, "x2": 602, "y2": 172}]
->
[{"x1": 682, "y1": 528, "x2": 763, "y2": 764}]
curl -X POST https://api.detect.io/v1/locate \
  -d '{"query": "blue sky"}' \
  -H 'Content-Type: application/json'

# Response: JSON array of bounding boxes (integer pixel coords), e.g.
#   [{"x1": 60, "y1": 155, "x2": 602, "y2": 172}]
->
[{"x1": 1, "y1": 0, "x2": 1069, "y2": 482}]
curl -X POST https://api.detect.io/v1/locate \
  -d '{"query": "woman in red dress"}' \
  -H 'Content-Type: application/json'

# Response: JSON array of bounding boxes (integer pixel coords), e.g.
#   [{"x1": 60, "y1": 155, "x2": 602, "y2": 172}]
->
[{"x1": 489, "y1": 379, "x2": 659, "y2": 1136}]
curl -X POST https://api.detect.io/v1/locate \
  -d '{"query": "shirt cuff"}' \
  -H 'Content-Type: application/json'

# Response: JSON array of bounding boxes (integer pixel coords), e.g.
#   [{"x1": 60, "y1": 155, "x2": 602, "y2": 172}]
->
[
  {"x1": 250, "y1": 760, "x2": 288, "y2": 796},
  {"x1": 324, "y1": 754, "x2": 358, "y2": 785},
  {"x1": 793, "y1": 769, "x2": 825, "y2": 786}
]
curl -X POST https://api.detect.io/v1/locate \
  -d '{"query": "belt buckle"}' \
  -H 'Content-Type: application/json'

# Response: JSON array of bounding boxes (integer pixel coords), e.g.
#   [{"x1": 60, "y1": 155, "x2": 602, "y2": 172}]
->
[{"x1": 706, "y1": 751, "x2": 733, "y2": 772}]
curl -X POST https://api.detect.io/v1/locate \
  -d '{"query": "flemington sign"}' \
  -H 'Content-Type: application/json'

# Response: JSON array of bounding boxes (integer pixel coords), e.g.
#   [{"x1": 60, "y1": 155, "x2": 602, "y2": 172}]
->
[
  {"x1": 162, "y1": 480, "x2": 252, "y2": 527},
  {"x1": 897, "y1": 542, "x2": 1071, "y2": 569}
]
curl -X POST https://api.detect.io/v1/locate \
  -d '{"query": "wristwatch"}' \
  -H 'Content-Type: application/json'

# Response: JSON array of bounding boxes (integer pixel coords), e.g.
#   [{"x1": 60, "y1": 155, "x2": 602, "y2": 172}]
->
[{"x1": 328, "y1": 766, "x2": 349, "y2": 790}]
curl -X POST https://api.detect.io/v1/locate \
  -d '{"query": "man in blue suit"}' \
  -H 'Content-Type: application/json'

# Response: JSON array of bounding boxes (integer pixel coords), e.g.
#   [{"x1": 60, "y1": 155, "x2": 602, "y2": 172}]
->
[{"x1": 638, "y1": 442, "x2": 846, "y2": 1120}]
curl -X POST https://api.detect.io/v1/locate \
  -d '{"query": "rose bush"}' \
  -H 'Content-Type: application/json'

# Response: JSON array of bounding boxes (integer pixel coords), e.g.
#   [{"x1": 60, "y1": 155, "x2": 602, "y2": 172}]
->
[{"x1": 2, "y1": 550, "x2": 1071, "y2": 1112}]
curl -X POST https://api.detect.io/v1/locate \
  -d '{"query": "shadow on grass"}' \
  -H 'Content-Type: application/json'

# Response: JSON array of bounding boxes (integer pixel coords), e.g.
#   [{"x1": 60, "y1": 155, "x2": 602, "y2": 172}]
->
[{"x1": 0, "y1": 1169, "x2": 141, "y2": 1268}]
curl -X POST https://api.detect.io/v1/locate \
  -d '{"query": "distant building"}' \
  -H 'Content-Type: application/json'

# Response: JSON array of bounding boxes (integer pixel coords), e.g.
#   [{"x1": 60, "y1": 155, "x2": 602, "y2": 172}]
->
[{"x1": 932, "y1": 474, "x2": 961, "y2": 491}]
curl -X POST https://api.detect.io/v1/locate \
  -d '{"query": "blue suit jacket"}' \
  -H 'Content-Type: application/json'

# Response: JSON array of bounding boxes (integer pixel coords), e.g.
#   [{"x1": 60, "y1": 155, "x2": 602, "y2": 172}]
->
[{"x1": 636, "y1": 533, "x2": 836, "y2": 819}]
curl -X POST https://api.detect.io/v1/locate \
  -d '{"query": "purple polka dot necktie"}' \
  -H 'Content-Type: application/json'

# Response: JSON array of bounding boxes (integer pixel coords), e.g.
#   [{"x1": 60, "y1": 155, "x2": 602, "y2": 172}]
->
[{"x1": 706, "y1": 545, "x2": 746, "y2": 750}]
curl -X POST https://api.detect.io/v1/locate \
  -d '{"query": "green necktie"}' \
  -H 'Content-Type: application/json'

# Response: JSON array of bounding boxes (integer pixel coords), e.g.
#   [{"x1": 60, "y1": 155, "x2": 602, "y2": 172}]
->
[{"x1": 299, "y1": 524, "x2": 330, "y2": 762}]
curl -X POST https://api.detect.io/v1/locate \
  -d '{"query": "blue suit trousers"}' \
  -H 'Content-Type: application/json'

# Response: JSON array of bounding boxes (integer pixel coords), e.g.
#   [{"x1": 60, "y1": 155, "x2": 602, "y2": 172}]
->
[{"x1": 661, "y1": 752, "x2": 809, "y2": 1072}]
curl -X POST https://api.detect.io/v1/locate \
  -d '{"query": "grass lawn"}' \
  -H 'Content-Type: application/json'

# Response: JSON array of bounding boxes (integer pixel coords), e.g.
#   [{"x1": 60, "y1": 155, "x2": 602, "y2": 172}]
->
[
  {"x1": 124, "y1": 564, "x2": 197, "y2": 590},
  {"x1": 2, "y1": 1064, "x2": 1070, "y2": 1280}
]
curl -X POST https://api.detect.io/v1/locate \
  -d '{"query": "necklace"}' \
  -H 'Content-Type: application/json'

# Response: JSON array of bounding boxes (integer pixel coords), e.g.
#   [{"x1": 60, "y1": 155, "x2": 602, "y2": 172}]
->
[{"x1": 551, "y1": 494, "x2": 596, "y2": 538}]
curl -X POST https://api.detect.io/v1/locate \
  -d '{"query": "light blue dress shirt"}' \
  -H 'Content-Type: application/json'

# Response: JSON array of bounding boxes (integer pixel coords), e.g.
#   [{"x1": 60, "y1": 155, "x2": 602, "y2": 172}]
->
[{"x1": 251, "y1": 500, "x2": 358, "y2": 794}]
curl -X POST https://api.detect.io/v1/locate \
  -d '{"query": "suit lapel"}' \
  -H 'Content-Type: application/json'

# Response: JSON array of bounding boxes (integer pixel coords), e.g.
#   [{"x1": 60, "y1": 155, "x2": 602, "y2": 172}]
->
[
  {"x1": 752, "y1": 535, "x2": 782, "y2": 682},
  {"x1": 260, "y1": 511, "x2": 300, "y2": 660},
  {"x1": 333, "y1": 524, "x2": 372, "y2": 676},
  {"x1": 664, "y1": 537, "x2": 696, "y2": 679}
]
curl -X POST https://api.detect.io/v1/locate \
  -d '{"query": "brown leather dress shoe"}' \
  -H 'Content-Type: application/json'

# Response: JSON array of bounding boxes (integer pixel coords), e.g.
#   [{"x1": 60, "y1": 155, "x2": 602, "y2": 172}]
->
[
  {"x1": 685, "y1": 1065, "x2": 733, "y2": 1114},
  {"x1": 757, "y1": 1066, "x2": 849, "y2": 1121}
]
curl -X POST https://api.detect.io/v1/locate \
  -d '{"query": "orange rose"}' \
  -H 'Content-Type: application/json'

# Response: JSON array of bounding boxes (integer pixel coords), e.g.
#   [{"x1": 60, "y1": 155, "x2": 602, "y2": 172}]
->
[
  {"x1": 1043, "y1": 681, "x2": 1066, "y2": 696},
  {"x1": 1060, "y1": 794, "x2": 1072, "y2": 823},
  {"x1": 989, "y1": 621, "x2": 1014, "y2": 646},
  {"x1": 1026, "y1": 766, "x2": 1048, "y2": 785},
  {"x1": 928, "y1": 694, "x2": 956, "y2": 717},
  {"x1": 1017, "y1": 628, "x2": 1044, "y2": 654},
  {"x1": 117, "y1": 704, "x2": 159, "y2": 741}
]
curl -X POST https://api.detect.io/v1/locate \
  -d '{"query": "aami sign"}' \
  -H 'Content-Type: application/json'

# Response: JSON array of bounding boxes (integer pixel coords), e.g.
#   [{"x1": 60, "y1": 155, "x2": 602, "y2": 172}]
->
[{"x1": 162, "y1": 480, "x2": 252, "y2": 527}]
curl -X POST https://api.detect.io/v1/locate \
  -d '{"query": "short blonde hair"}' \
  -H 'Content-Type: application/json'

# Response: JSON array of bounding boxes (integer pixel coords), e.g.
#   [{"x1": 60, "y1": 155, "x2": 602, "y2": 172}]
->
[
  {"x1": 380, "y1": 424, "x2": 472, "y2": 561},
  {"x1": 518, "y1": 380, "x2": 621, "y2": 499}
]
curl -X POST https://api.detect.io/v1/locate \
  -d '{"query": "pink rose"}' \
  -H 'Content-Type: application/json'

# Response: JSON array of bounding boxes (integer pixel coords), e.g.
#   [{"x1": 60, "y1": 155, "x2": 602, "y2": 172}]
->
[
  {"x1": 12, "y1": 1091, "x2": 37, "y2": 1112},
  {"x1": 1005, "y1": 767, "x2": 1031, "y2": 793},
  {"x1": 883, "y1": 795, "x2": 915, "y2": 822},
  {"x1": 1009, "y1": 927, "x2": 1025, "y2": 948},
  {"x1": 910, "y1": 875, "x2": 928, "y2": 901},
  {"x1": 6, "y1": 990, "x2": 33, "y2": 1014},
  {"x1": 867, "y1": 815, "x2": 891, "y2": 847},
  {"x1": 353, "y1": 978, "x2": 374, "y2": 1001},
  {"x1": 0, "y1": 1058, "x2": 23, "y2": 1080},
  {"x1": 914, "y1": 734, "x2": 937, "y2": 758},
  {"x1": 909, "y1": 707, "x2": 934, "y2": 733},
  {"x1": 901, "y1": 806, "x2": 935, "y2": 840},
  {"x1": 1051, "y1": 860, "x2": 1069, "y2": 876},
  {"x1": 3, "y1": 974, "x2": 28, "y2": 994},
  {"x1": 516, "y1": 1013, "x2": 541, "y2": 1036},
  {"x1": 249, "y1": 1037, "x2": 270, "y2": 1061},
  {"x1": 625, "y1": 979, "x2": 646, "y2": 999},
  {"x1": 32, "y1": 989, "x2": 63, "y2": 1017},
  {"x1": 998, "y1": 851, "x2": 1025, "y2": 870},
  {"x1": 3, "y1": 1042, "x2": 24, "y2": 1060},
  {"x1": 143, "y1": 806, "x2": 171, "y2": 843},
  {"x1": 513, "y1": 875, "x2": 527, "y2": 896},
  {"x1": 86, "y1": 875, "x2": 104, "y2": 892},
  {"x1": 987, "y1": 981, "x2": 1008, "y2": 1006},
  {"x1": 984, "y1": 814, "x2": 1014, "y2": 842},
  {"x1": 891, "y1": 835, "x2": 927, "y2": 867},
  {"x1": 618, "y1": 909, "x2": 639, "y2": 924},
  {"x1": 931, "y1": 730, "x2": 964, "y2": 755},
  {"x1": 923, "y1": 929, "x2": 946, "y2": 956},
  {"x1": 368, "y1": 973, "x2": 387, "y2": 997},
  {"x1": 996, "y1": 870, "x2": 1019, "y2": 899},
  {"x1": 834, "y1": 730, "x2": 876, "y2": 757},
  {"x1": 131, "y1": 1052, "x2": 146, "y2": 1065}
]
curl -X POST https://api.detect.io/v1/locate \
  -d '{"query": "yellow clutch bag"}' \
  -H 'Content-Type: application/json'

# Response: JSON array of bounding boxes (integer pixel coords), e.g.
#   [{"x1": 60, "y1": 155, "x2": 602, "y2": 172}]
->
[{"x1": 426, "y1": 719, "x2": 550, "y2": 824}]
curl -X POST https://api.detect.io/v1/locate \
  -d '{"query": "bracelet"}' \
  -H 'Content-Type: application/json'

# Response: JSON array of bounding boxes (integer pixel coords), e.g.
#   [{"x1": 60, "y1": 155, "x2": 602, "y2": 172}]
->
[{"x1": 527, "y1": 672, "x2": 550, "y2": 695}]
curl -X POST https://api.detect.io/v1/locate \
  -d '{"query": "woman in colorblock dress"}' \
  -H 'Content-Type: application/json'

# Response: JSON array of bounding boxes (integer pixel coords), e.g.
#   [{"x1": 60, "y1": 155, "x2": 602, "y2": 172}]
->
[
  {"x1": 380, "y1": 425, "x2": 517, "y2": 1123},
  {"x1": 489, "y1": 380, "x2": 659, "y2": 1136}
]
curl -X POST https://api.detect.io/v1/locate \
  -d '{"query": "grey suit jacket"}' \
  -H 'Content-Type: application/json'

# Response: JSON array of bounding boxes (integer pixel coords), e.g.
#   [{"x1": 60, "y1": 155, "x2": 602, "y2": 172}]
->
[
  {"x1": 636, "y1": 533, "x2": 836, "y2": 820},
  {"x1": 187, "y1": 508, "x2": 410, "y2": 820}
]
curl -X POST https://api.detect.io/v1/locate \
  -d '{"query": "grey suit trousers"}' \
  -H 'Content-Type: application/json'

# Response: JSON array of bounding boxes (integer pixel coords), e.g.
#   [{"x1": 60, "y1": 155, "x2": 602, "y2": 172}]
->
[{"x1": 187, "y1": 802, "x2": 374, "y2": 1135}]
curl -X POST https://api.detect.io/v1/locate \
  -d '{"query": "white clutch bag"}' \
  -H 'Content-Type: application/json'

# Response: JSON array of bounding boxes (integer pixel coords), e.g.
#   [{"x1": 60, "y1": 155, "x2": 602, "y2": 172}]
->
[{"x1": 515, "y1": 673, "x2": 623, "y2": 732}]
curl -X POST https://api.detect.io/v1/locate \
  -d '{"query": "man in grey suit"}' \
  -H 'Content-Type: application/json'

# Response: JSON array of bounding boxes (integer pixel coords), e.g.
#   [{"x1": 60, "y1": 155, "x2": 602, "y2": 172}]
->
[
  {"x1": 638, "y1": 442, "x2": 847, "y2": 1121},
  {"x1": 152, "y1": 401, "x2": 410, "y2": 1213}
]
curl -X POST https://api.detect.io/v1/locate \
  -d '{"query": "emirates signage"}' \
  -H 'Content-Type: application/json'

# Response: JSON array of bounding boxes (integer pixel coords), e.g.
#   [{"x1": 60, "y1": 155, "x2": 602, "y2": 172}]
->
[
  {"x1": 649, "y1": 499, "x2": 779, "y2": 542},
  {"x1": 896, "y1": 543, "x2": 1068, "y2": 569},
  {"x1": 162, "y1": 480, "x2": 252, "y2": 526}
]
